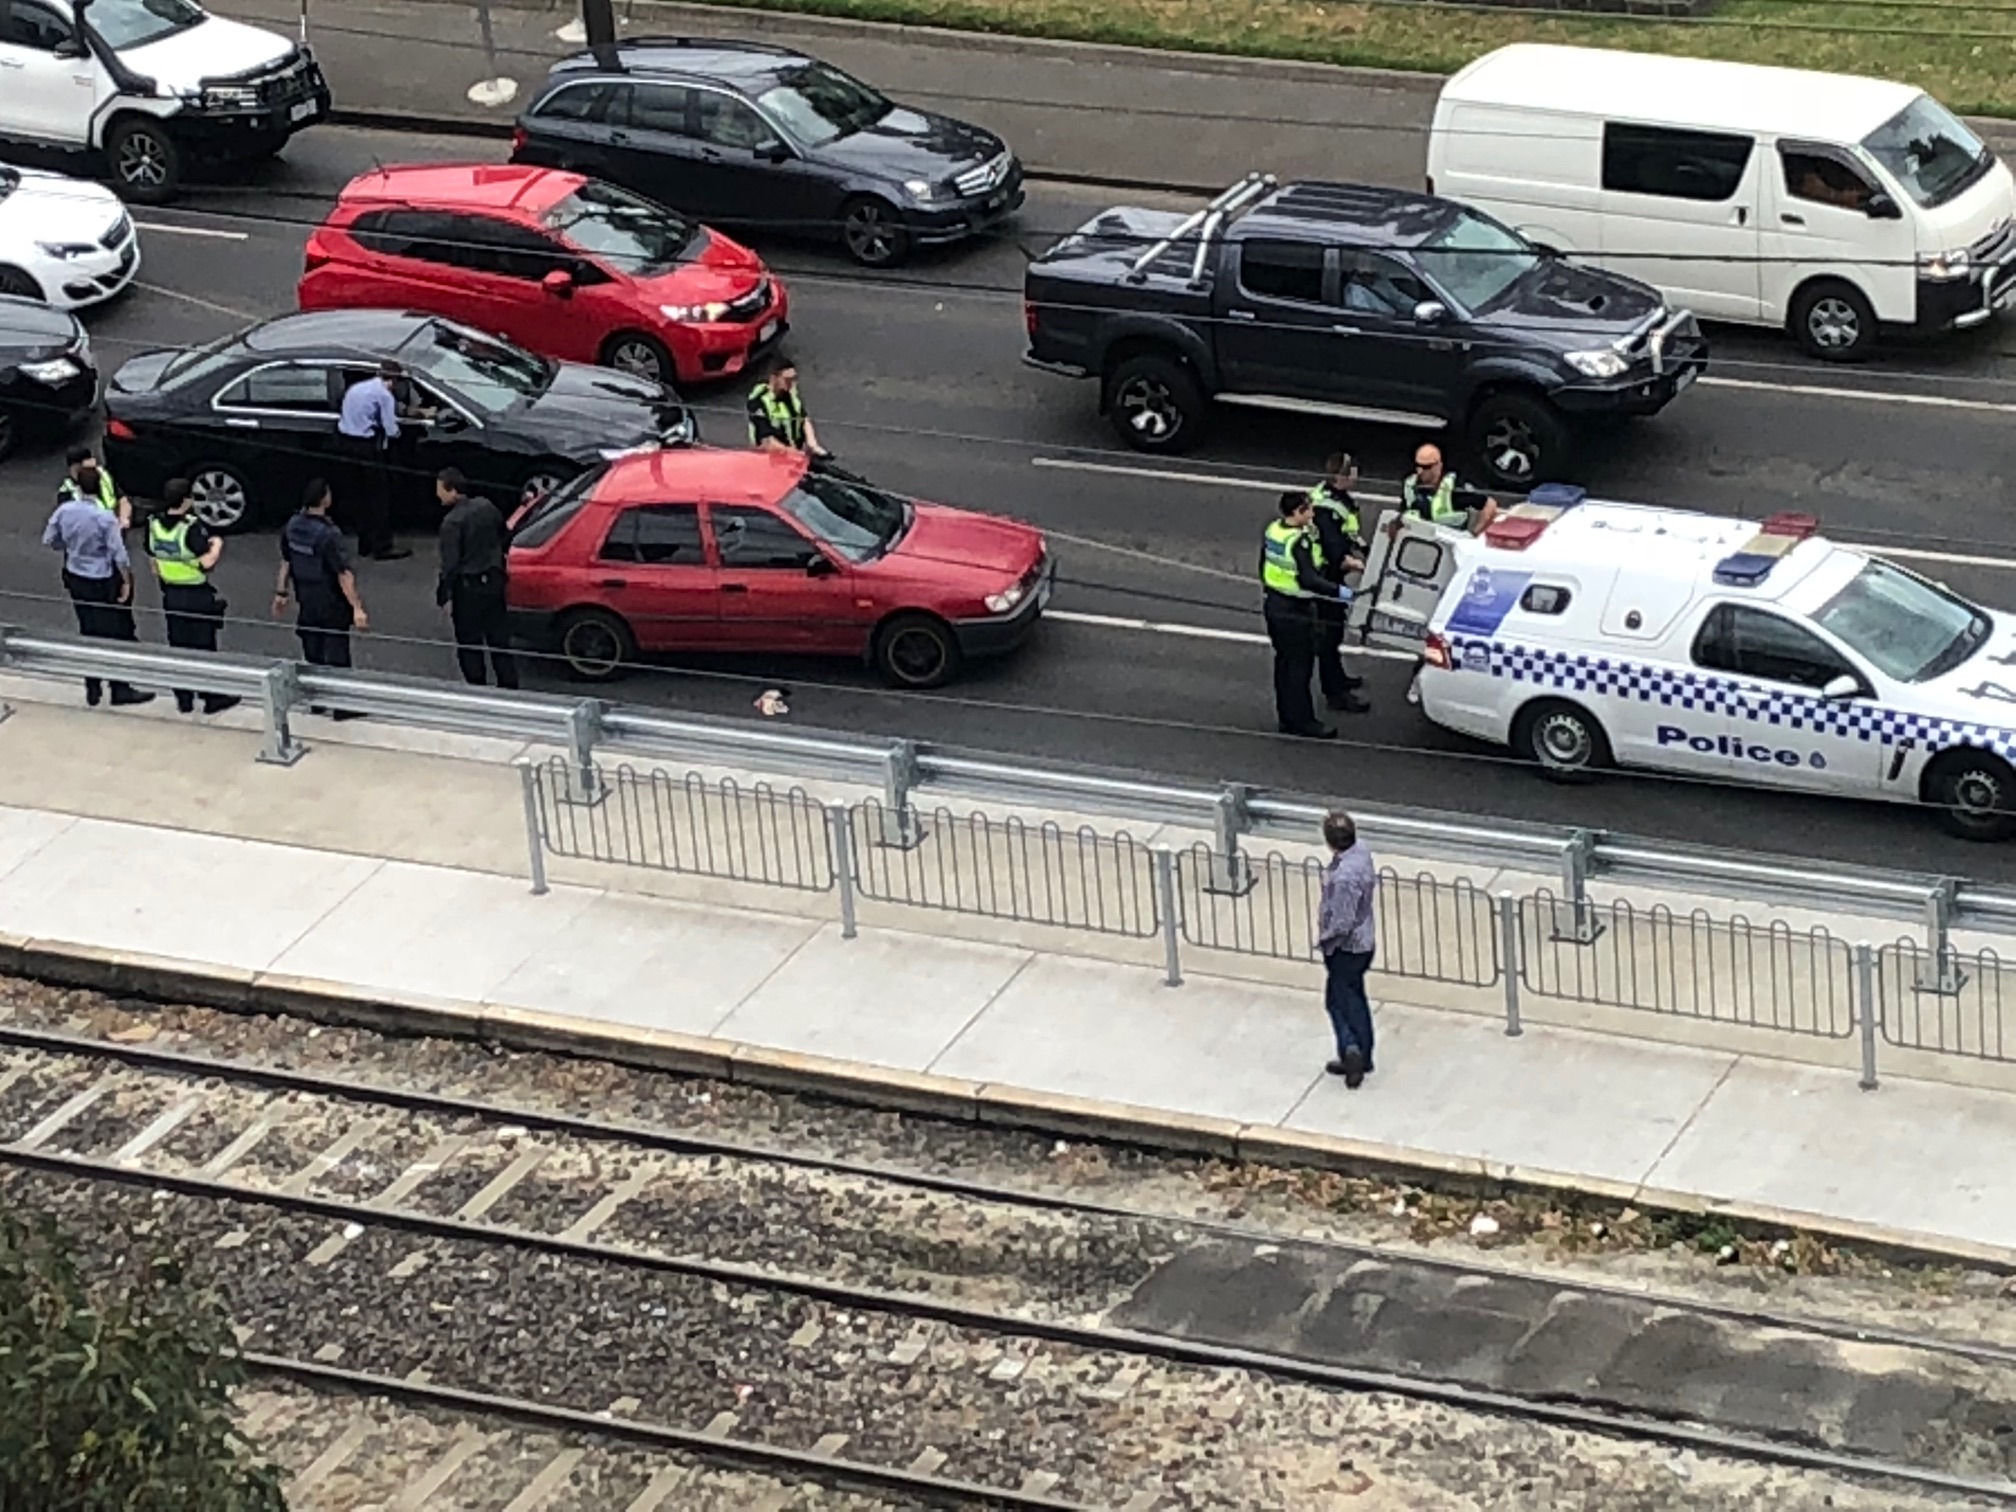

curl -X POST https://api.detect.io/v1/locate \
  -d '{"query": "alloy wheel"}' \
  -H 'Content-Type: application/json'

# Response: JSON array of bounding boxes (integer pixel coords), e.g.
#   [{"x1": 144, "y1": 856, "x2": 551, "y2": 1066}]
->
[
  {"x1": 1481, "y1": 416, "x2": 1539, "y2": 483},
  {"x1": 609, "y1": 342, "x2": 664, "y2": 383},
  {"x1": 885, "y1": 625, "x2": 949, "y2": 685},
  {"x1": 844, "y1": 204, "x2": 898, "y2": 265},
  {"x1": 520, "y1": 472, "x2": 566, "y2": 506},
  {"x1": 1116, "y1": 377, "x2": 1180, "y2": 442},
  {"x1": 189, "y1": 469, "x2": 249, "y2": 530},
  {"x1": 117, "y1": 132, "x2": 171, "y2": 191},
  {"x1": 1807, "y1": 297, "x2": 1862, "y2": 352}
]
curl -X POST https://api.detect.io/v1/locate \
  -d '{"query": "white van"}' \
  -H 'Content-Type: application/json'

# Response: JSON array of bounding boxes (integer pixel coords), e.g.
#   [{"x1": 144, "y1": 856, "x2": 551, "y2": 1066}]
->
[
  {"x1": 1349, "y1": 488, "x2": 2016, "y2": 839},
  {"x1": 1428, "y1": 44, "x2": 2016, "y2": 361}
]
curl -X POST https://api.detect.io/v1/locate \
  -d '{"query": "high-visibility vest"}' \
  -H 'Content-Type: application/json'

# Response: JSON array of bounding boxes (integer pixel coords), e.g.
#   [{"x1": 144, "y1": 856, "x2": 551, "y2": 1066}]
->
[
  {"x1": 59, "y1": 470, "x2": 119, "y2": 513},
  {"x1": 1308, "y1": 482, "x2": 1360, "y2": 540},
  {"x1": 147, "y1": 516, "x2": 206, "y2": 586},
  {"x1": 1261, "y1": 519, "x2": 1324, "y2": 597},
  {"x1": 748, "y1": 382, "x2": 806, "y2": 448},
  {"x1": 1401, "y1": 472, "x2": 1465, "y2": 525}
]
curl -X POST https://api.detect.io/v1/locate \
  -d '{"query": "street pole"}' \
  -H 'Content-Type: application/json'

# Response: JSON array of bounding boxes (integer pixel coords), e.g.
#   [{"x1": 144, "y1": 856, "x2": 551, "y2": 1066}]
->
[{"x1": 583, "y1": 0, "x2": 618, "y2": 66}]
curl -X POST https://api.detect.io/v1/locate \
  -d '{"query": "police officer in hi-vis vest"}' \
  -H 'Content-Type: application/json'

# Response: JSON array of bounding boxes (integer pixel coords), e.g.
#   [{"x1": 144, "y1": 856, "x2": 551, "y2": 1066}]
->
[
  {"x1": 1307, "y1": 452, "x2": 1371, "y2": 717},
  {"x1": 746, "y1": 362, "x2": 831, "y2": 460},
  {"x1": 146, "y1": 479, "x2": 240, "y2": 716},
  {"x1": 1400, "y1": 443, "x2": 1500, "y2": 535},
  {"x1": 1262, "y1": 491, "x2": 1354, "y2": 740},
  {"x1": 56, "y1": 444, "x2": 133, "y2": 528}
]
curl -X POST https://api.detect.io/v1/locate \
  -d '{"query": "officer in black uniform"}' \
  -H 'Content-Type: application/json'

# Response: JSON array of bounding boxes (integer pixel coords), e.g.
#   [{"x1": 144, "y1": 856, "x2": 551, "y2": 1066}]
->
[
  {"x1": 434, "y1": 467, "x2": 519, "y2": 689},
  {"x1": 1308, "y1": 452, "x2": 1370, "y2": 716},
  {"x1": 273, "y1": 478, "x2": 371, "y2": 719}
]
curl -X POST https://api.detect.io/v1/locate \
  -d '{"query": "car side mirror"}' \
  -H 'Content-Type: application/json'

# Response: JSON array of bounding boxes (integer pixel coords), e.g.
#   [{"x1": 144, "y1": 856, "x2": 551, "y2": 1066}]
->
[
  {"x1": 1821, "y1": 673, "x2": 1862, "y2": 701},
  {"x1": 432, "y1": 410, "x2": 467, "y2": 434},
  {"x1": 1413, "y1": 301, "x2": 1448, "y2": 324},
  {"x1": 754, "y1": 139, "x2": 790, "y2": 163},
  {"x1": 805, "y1": 555, "x2": 838, "y2": 577},
  {"x1": 53, "y1": 35, "x2": 85, "y2": 57},
  {"x1": 1865, "y1": 191, "x2": 1902, "y2": 221},
  {"x1": 541, "y1": 267, "x2": 574, "y2": 298}
]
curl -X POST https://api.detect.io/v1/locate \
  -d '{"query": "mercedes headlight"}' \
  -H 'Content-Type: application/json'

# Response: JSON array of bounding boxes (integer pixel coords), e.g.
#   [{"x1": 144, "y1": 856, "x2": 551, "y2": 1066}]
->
[
  {"x1": 1919, "y1": 248, "x2": 1972, "y2": 282},
  {"x1": 1565, "y1": 348, "x2": 1630, "y2": 379},
  {"x1": 903, "y1": 177, "x2": 935, "y2": 202},
  {"x1": 36, "y1": 242, "x2": 96, "y2": 260},
  {"x1": 984, "y1": 582, "x2": 1028, "y2": 614},
  {"x1": 661, "y1": 301, "x2": 730, "y2": 323},
  {"x1": 20, "y1": 358, "x2": 80, "y2": 385}
]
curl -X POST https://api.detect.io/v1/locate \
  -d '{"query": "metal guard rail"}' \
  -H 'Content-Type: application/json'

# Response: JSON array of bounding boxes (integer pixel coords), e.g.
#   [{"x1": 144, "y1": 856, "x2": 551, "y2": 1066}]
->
[{"x1": 3, "y1": 625, "x2": 2011, "y2": 953}]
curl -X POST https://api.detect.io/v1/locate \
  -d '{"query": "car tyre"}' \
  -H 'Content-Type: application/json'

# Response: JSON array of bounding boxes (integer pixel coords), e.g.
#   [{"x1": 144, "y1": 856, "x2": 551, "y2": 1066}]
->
[
  {"x1": 1927, "y1": 749, "x2": 2016, "y2": 841},
  {"x1": 601, "y1": 332, "x2": 675, "y2": 386},
  {"x1": 556, "y1": 607, "x2": 637, "y2": 683},
  {"x1": 1106, "y1": 352, "x2": 1205, "y2": 454},
  {"x1": 518, "y1": 465, "x2": 574, "y2": 509},
  {"x1": 0, "y1": 265, "x2": 42, "y2": 301},
  {"x1": 1467, "y1": 390, "x2": 1570, "y2": 490},
  {"x1": 0, "y1": 408, "x2": 17, "y2": 464},
  {"x1": 873, "y1": 612, "x2": 962, "y2": 689},
  {"x1": 106, "y1": 117, "x2": 182, "y2": 205},
  {"x1": 187, "y1": 463, "x2": 256, "y2": 533},
  {"x1": 840, "y1": 196, "x2": 910, "y2": 268},
  {"x1": 1790, "y1": 279, "x2": 1878, "y2": 362},
  {"x1": 1513, "y1": 698, "x2": 1612, "y2": 783}
]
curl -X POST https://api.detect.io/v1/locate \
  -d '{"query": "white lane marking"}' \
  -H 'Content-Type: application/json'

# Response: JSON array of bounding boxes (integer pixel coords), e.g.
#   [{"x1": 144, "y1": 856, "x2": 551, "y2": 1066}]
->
[
  {"x1": 133, "y1": 281, "x2": 262, "y2": 320},
  {"x1": 134, "y1": 220, "x2": 248, "y2": 241},
  {"x1": 1701, "y1": 374, "x2": 2016, "y2": 416},
  {"x1": 1049, "y1": 607, "x2": 1416, "y2": 661},
  {"x1": 1033, "y1": 456, "x2": 2016, "y2": 574}
]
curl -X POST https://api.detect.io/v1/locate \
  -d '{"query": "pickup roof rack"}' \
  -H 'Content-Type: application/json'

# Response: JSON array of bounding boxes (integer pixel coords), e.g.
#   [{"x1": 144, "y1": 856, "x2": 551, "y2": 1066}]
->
[{"x1": 1125, "y1": 172, "x2": 1276, "y2": 288}]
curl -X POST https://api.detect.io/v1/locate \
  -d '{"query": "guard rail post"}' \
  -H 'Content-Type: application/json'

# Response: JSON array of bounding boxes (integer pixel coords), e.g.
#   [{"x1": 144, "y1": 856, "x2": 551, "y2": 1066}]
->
[
  {"x1": 1205, "y1": 784, "x2": 1253, "y2": 896},
  {"x1": 876, "y1": 738, "x2": 924, "y2": 850},
  {"x1": 565, "y1": 699, "x2": 604, "y2": 804},
  {"x1": 1916, "y1": 879, "x2": 1964, "y2": 994},
  {"x1": 0, "y1": 627, "x2": 13, "y2": 727},
  {"x1": 255, "y1": 664, "x2": 305, "y2": 767},
  {"x1": 829, "y1": 805, "x2": 859, "y2": 940},
  {"x1": 1154, "y1": 847, "x2": 1182, "y2": 987},
  {"x1": 1496, "y1": 892, "x2": 1523, "y2": 1036},
  {"x1": 1552, "y1": 828, "x2": 1602, "y2": 944},
  {"x1": 516, "y1": 760, "x2": 548, "y2": 897},
  {"x1": 1855, "y1": 942, "x2": 1879, "y2": 1090}
]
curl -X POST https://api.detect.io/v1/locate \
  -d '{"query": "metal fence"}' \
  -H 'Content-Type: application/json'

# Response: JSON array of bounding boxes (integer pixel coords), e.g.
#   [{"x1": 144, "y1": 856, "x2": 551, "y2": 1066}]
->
[{"x1": 1877, "y1": 944, "x2": 2016, "y2": 1063}]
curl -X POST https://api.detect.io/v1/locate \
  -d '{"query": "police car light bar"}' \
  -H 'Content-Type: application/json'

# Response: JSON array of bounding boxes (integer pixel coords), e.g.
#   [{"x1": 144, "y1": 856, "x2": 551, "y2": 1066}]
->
[
  {"x1": 1713, "y1": 513, "x2": 1821, "y2": 587},
  {"x1": 1483, "y1": 484, "x2": 1586, "y2": 551}
]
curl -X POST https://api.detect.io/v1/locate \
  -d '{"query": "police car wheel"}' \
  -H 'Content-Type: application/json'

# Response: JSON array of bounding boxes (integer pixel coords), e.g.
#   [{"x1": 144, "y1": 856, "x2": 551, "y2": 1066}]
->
[
  {"x1": 1930, "y1": 752, "x2": 2016, "y2": 841},
  {"x1": 106, "y1": 118, "x2": 181, "y2": 206},
  {"x1": 1107, "y1": 353, "x2": 1204, "y2": 454},
  {"x1": 557, "y1": 608, "x2": 636, "y2": 683},
  {"x1": 1515, "y1": 699, "x2": 1611, "y2": 782},
  {"x1": 188, "y1": 466, "x2": 252, "y2": 532},
  {"x1": 874, "y1": 613, "x2": 961, "y2": 689}
]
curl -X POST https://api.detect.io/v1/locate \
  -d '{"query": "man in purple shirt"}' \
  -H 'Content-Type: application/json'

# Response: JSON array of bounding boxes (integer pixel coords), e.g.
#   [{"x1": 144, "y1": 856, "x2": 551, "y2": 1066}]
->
[{"x1": 1316, "y1": 810, "x2": 1377, "y2": 1087}]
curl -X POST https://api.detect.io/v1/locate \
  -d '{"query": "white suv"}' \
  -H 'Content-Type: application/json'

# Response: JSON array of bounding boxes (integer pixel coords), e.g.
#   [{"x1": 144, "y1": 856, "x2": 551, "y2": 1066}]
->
[{"x1": 0, "y1": 0, "x2": 330, "y2": 203}]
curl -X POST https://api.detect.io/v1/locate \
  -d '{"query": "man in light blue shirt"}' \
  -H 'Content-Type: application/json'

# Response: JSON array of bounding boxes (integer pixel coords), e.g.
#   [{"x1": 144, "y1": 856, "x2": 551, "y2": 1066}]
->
[
  {"x1": 43, "y1": 492, "x2": 152, "y2": 708},
  {"x1": 1316, "y1": 809, "x2": 1377, "y2": 1086},
  {"x1": 336, "y1": 360, "x2": 412, "y2": 561}
]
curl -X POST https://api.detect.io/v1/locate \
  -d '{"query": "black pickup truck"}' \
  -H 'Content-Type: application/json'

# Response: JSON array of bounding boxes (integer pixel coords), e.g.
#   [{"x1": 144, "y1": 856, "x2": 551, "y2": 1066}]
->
[{"x1": 1023, "y1": 174, "x2": 1709, "y2": 489}]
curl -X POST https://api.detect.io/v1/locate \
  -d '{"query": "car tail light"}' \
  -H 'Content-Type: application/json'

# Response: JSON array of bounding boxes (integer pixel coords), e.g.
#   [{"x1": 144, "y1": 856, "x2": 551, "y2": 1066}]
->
[
  {"x1": 303, "y1": 244, "x2": 331, "y2": 274},
  {"x1": 511, "y1": 126, "x2": 527, "y2": 154},
  {"x1": 104, "y1": 418, "x2": 136, "y2": 441},
  {"x1": 1422, "y1": 631, "x2": 1452, "y2": 670},
  {"x1": 1024, "y1": 301, "x2": 1037, "y2": 338}
]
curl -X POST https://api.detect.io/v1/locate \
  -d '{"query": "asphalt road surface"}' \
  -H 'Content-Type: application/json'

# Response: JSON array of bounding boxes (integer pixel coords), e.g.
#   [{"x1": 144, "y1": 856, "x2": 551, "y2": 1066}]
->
[{"x1": 6, "y1": 123, "x2": 2016, "y2": 879}]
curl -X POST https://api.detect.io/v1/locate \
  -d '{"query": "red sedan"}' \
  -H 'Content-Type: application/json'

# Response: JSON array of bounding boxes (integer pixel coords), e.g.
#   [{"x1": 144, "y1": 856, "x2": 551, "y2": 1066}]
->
[
  {"x1": 298, "y1": 163, "x2": 787, "y2": 388},
  {"x1": 507, "y1": 449, "x2": 1052, "y2": 687}
]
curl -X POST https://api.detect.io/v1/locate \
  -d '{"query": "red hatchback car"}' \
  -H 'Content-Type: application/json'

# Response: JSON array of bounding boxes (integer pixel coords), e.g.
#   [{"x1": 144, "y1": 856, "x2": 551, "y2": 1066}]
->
[
  {"x1": 507, "y1": 450, "x2": 1052, "y2": 687},
  {"x1": 298, "y1": 163, "x2": 788, "y2": 388}
]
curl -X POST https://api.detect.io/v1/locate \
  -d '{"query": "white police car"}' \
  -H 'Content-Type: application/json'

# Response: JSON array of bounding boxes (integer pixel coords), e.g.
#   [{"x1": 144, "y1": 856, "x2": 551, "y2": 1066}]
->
[{"x1": 1351, "y1": 487, "x2": 2016, "y2": 839}]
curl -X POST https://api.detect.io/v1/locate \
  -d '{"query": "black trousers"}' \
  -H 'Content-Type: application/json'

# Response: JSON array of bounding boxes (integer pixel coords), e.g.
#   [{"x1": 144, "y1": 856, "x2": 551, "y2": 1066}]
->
[
  {"x1": 1264, "y1": 592, "x2": 1321, "y2": 734},
  {"x1": 160, "y1": 581, "x2": 228, "y2": 712},
  {"x1": 295, "y1": 586, "x2": 353, "y2": 669},
  {"x1": 1315, "y1": 598, "x2": 1352, "y2": 702},
  {"x1": 62, "y1": 568, "x2": 142, "y2": 702},
  {"x1": 448, "y1": 572, "x2": 519, "y2": 689},
  {"x1": 338, "y1": 434, "x2": 395, "y2": 558}
]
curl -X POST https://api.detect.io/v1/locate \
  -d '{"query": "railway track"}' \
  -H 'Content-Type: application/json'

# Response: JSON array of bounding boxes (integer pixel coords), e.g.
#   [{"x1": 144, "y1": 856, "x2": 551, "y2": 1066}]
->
[{"x1": 2, "y1": 1019, "x2": 2011, "y2": 1509}]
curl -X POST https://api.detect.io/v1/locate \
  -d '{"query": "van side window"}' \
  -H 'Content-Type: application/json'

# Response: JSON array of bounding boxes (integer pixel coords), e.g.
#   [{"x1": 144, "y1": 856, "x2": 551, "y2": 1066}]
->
[
  {"x1": 1692, "y1": 604, "x2": 1854, "y2": 689},
  {"x1": 1780, "y1": 149, "x2": 1876, "y2": 213},
  {"x1": 1520, "y1": 584, "x2": 1572, "y2": 615},
  {"x1": 1239, "y1": 240, "x2": 1327, "y2": 305},
  {"x1": 1602, "y1": 123, "x2": 1753, "y2": 203}
]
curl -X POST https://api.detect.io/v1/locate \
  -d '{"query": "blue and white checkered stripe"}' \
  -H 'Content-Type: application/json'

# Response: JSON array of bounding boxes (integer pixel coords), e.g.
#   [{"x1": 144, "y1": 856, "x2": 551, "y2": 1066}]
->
[{"x1": 1450, "y1": 637, "x2": 2016, "y2": 759}]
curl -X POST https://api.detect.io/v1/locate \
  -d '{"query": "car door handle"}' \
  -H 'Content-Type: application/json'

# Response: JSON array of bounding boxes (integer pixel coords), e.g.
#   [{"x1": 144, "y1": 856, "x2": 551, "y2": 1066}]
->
[
  {"x1": 608, "y1": 130, "x2": 630, "y2": 144},
  {"x1": 721, "y1": 582, "x2": 749, "y2": 594},
  {"x1": 595, "y1": 578, "x2": 628, "y2": 589},
  {"x1": 1331, "y1": 324, "x2": 1362, "y2": 336},
  {"x1": 1227, "y1": 308, "x2": 1256, "y2": 321},
  {"x1": 1733, "y1": 207, "x2": 1748, "y2": 225},
  {"x1": 1781, "y1": 213, "x2": 1805, "y2": 226}
]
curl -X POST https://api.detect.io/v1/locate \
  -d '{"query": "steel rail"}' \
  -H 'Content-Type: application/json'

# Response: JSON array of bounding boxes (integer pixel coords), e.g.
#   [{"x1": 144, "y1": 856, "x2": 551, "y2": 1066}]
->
[{"x1": 4, "y1": 1029, "x2": 2016, "y2": 1500}]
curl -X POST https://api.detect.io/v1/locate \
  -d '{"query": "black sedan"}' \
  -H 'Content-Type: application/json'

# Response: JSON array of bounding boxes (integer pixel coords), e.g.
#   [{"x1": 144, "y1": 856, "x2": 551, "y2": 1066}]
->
[
  {"x1": 0, "y1": 294, "x2": 97, "y2": 462},
  {"x1": 103, "y1": 309, "x2": 696, "y2": 531},
  {"x1": 511, "y1": 40, "x2": 1024, "y2": 268}
]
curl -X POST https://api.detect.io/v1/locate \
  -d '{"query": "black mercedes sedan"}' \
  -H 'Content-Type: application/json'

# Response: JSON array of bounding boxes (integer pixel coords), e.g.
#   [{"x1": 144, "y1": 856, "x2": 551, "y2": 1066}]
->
[
  {"x1": 0, "y1": 294, "x2": 97, "y2": 463},
  {"x1": 511, "y1": 40, "x2": 1023, "y2": 268},
  {"x1": 103, "y1": 309, "x2": 696, "y2": 531}
]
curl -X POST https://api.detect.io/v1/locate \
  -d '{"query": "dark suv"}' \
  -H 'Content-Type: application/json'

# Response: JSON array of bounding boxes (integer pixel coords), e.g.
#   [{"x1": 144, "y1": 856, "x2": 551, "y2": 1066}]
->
[
  {"x1": 512, "y1": 39, "x2": 1022, "y2": 268},
  {"x1": 1023, "y1": 175, "x2": 1710, "y2": 488}
]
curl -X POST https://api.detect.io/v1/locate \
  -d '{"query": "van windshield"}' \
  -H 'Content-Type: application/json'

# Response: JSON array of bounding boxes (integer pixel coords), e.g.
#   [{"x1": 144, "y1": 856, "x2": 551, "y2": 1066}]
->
[
  {"x1": 1861, "y1": 96, "x2": 1993, "y2": 210},
  {"x1": 1811, "y1": 557, "x2": 1989, "y2": 682},
  {"x1": 1418, "y1": 209, "x2": 1542, "y2": 312}
]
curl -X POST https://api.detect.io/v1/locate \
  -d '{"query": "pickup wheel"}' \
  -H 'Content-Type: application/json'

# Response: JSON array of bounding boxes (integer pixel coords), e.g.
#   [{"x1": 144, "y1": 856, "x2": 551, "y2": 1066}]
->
[
  {"x1": 106, "y1": 117, "x2": 181, "y2": 204},
  {"x1": 1466, "y1": 390, "x2": 1570, "y2": 490},
  {"x1": 1106, "y1": 353, "x2": 1205, "y2": 453}
]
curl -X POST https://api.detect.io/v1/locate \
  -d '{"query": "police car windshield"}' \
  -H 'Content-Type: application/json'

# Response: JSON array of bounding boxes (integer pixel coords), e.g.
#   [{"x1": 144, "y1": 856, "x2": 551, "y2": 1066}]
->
[
  {"x1": 1811, "y1": 558, "x2": 1989, "y2": 683},
  {"x1": 777, "y1": 472, "x2": 908, "y2": 562},
  {"x1": 1418, "y1": 209, "x2": 1542, "y2": 312},
  {"x1": 87, "y1": 0, "x2": 205, "y2": 50},
  {"x1": 400, "y1": 321, "x2": 552, "y2": 417}
]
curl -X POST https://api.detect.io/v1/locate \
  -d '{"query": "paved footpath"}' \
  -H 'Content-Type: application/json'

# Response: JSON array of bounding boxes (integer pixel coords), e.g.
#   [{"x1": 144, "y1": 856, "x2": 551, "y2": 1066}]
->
[{"x1": 2, "y1": 672, "x2": 2016, "y2": 1262}]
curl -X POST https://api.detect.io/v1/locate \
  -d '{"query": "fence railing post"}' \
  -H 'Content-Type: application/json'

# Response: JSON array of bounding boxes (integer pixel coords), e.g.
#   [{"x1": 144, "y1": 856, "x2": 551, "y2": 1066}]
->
[
  {"x1": 255, "y1": 664, "x2": 305, "y2": 767},
  {"x1": 1154, "y1": 847, "x2": 1182, "y2": 987},
  {"x1": 876, "y1": 739, "x2": 924, "y2": 850},
  {"x1": 1205, "y1": 784, "x2": 1253, "y2": 896},
  {"x1": 1497, "y1": 892, "x2": 1523, "y2": 1037},
  {"x1": 565, "y1": 699, "x2": 604, "y2": 804},
  {"x1": 1855, "y1": 941, "x2": 1879, "y2": 1090},
  {"x1": 829, "y1": 805, "x2": 858, "y2": 940},
  {"x1": 1915, "y1": 880, "x2": 1964, "y2": 995},
  {"x1": 517, "y1": 759, "x2": 549, "y2": 896},
  {"x1": 1551, "y1": 828, "x2": 1602, "y2": 944}
]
